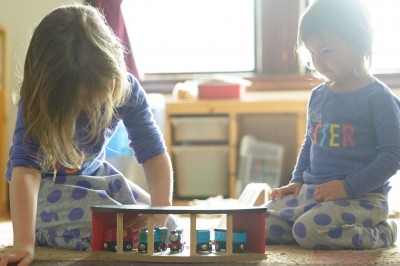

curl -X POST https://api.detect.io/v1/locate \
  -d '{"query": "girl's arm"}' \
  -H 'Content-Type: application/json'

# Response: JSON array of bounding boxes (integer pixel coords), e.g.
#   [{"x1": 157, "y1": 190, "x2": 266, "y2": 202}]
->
[
  {"x1": 0, "y1": 167, "x2": 41, "y2": 266},
  {"x1": 291, "y1": 135, "x2": 311, "y2": 184},
  {"x1": 142, "y1": 152, "x2": 173, "y2": 227},
  {"x1": 343, "y1": 89, "x2": 400, "y2": 198},
  {"x1": 290, "y1": 89, "x2": 315, "y2": 185}
]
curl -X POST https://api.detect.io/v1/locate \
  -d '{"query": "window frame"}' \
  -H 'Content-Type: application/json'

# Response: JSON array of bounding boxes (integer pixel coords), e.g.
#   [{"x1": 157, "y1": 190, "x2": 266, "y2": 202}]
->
[{"x1": 137, "y1": 0, "x2": 400, "y2": 93}]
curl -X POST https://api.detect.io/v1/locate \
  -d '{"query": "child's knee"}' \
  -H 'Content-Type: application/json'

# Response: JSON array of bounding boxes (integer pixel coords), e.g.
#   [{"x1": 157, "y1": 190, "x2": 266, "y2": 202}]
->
[
  {"x1": 265, "y1": 214, "x2": 296, "y2": 245},
  {"x1": 292, "y1": 214, "x2": 333, "y2": 249}
]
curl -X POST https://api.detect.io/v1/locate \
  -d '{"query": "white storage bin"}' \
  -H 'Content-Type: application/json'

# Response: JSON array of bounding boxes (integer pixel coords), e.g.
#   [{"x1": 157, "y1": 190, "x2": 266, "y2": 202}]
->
[
  {"x1": 170, "y1": 116, "x2": 228, "y2": 143},
  {"x1": 237, "y1": 135, "x2": 284, "y2": 195},
  {"x1": 172, "y1": 145, "x2": 229, "y2": 198}
]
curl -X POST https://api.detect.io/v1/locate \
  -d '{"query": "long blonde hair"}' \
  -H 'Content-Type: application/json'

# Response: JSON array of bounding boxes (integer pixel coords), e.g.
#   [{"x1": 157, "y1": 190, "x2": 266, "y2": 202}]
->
[
  {"x1": 21, "y1": 4, "x2": 130, "y2": 173},
  {"x1": 296, "y1": 0, "x2": 374, "y2": 78}
]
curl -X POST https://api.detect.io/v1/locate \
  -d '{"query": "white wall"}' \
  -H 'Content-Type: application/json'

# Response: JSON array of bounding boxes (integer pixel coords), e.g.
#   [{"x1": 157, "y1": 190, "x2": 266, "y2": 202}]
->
[{"x1": 0, "y1": 0, "x2": 84, "y2": 152}]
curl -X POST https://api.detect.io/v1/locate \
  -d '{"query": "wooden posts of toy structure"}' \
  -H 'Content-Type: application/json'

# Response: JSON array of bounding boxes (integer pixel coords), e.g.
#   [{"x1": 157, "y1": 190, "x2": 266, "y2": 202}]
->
[
  {"x1": 113, "y1": 212, "x2": 156, "y2": 255},
  {"x1": 116, "y1": 213, "x2": 123, "y2": 254},
  {"x1": 226, "y1": 213, "x2": 233, "y2": 255},
  {"x1": 190, "y1": 214, "x2": 196, "y2": 256},
  {"x1": 147, "y1": 214, "x2": 154, "y2": 255}
]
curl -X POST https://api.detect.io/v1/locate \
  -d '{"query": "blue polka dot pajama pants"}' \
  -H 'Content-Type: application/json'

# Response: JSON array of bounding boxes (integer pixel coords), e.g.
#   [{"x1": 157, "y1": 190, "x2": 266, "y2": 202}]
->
[
  {"x1": 35, "y1": 162, "x2": 178, "y2": 250},
  {"x1": 264, "y1": 183, "x2": 395, "y2": 250}
]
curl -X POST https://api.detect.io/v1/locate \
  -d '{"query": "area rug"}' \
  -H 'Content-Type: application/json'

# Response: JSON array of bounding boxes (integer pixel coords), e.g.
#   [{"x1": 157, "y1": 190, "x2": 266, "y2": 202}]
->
[
  {"x1": 1, "y1": 243, "x2": 399, "y2": 266},
  {"x1": 1, "y1": 220, "x2": 399, "y2": 265}
]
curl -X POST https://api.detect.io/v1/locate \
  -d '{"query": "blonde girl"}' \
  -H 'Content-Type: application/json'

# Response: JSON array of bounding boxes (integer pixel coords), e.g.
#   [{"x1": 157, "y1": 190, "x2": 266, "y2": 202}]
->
[{"x1": 1, "y1": 4, "x2": 176, "y2": 265}]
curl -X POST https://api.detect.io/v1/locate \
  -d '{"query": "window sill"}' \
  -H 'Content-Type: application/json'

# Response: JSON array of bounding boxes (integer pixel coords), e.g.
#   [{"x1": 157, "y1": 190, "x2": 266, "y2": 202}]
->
[
  {"x1": 140, "y1": 74, "x2": 319, "y2": 93},
  {"x1": 139, "y1": 73, "x2": 400, "y2": 93}
]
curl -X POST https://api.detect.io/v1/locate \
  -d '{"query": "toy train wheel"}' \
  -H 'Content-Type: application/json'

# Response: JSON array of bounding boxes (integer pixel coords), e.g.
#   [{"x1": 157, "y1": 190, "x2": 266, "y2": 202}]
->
[
  {"x1": 154, "y1": 242, "x2": 167, "y2": 252},
  {"x1": 103, "y1": 242, "x2": 117, "y2": 251},
  {"x1": 233, "y1": 243, "x2": 245, "y2": 253},
  {"x1": 196, "y1": 243, "x2": 212, "y2": 253},
  {"x1": 138, "y1": 243, "x2": 147, "y2": 253}
]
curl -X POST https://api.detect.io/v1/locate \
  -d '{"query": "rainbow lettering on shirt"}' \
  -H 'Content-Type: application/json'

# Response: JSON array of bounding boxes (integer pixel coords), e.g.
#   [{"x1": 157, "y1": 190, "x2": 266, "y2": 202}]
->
[{"x1": 310, "y1": 123, "x2": 355, "y2": 147}]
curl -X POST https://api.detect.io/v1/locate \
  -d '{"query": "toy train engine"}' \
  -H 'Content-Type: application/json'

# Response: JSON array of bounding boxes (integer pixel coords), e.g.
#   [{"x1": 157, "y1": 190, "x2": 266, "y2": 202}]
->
[
  {"x1": 138, "y1": 227, "x2": 168, "y2": 253},
  {"x1": 196, "y1": 229, "x2": 212, "y2": 253},
  {"x1": 214, "y1": 228, "x2": 247, "y2": 253},
  {"x1": 168, "y1": 229, "x2": 185, "y2": 253},
  {"x1": 102, "y1": 227, "x2": 134, "y2": 251}
]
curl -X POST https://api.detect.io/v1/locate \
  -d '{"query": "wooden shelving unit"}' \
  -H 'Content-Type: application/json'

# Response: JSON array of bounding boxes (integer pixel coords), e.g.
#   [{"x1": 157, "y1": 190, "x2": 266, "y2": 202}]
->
[{"x1": 165, "y1": 92, "x2": 309, "y2": 199}]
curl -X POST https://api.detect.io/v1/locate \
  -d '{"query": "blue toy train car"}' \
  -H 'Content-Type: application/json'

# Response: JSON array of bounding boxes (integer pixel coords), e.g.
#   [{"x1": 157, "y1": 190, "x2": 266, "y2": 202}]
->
[
  {"x1": 138, "y1": 227, "x2": 168, "y2": 253},
  {"x1": 168, "y1": 229, "x2": 185, "y2": 253},
  {"x1": 214, "y1": 228, "x2": 247, "y2": 253},
  {"x1": 196, "y1": 229, "x2": 212, "y2": 253}
]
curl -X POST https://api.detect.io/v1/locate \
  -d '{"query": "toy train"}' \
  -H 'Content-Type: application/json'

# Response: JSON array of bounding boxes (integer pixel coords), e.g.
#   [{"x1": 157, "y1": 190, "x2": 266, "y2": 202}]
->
[
  {"x1": 214, "y1": 228, "x2": 247, "y2": 253},
  {"x1": 196, "y1": 229, "x2": 212, "y2": 253},
  {"x1": 196, "y1": 228, "x2": 247, "y2": 253},
  {"x1": 138, "y1": 227, "x2": 169, "y2": 253},
  {"x1": 102, "y1": 227, "x2": 247, "y2": 253},
  {"x1": 102, "y1": 227, "x2": 183, "y2": 253},
  {"x1": 102, "y1": 227, "x2": 135, "y2": 251},
  {"x1": 168, "y1": 229, "x2": 185, "y2": 253}
]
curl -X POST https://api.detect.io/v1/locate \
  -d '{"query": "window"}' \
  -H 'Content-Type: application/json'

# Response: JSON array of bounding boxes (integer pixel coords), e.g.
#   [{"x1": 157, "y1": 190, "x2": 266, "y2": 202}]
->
[
  {"x1": 122, "y1": 0, "x2": 255, "y2": 74},
  {"x1": 121, "y1": 0, "x2": 400, "y2": 91},
  {"x1": 362, "y1": 0, "x2": 400, "y2": 74},
  {"x1": 307, "y1": 0, "x2": 400, "y2": 74}
]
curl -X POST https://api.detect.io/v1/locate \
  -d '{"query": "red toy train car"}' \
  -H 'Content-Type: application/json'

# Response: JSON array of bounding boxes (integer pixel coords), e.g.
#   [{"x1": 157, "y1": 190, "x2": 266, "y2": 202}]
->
[{"x1": 102, "y1": 227, "x2": 136, "y2": 251}]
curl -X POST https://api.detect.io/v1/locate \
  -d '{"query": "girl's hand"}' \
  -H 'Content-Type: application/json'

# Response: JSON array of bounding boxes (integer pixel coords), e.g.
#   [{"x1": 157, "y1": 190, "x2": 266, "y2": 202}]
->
[
  {"x1": 153, "y1": 214, "x2": 168, "y2": 229},
  {"x1": 124, "y1": 214, "x2": 168, "y2": 231},
  {"x1": 0, "y1": 244, "x2": 34, "y2": 266},
  {"x1": 124, "y1": 214, "x2": 149, "y2": 231},
  {"x1": 313, "y1": 179, "x2": 347, "y2": 201},
  {"x1": 270, "y1": 182, "x2": 303, "y2": 200}
]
